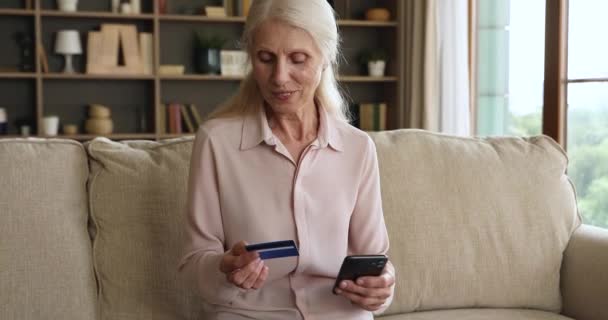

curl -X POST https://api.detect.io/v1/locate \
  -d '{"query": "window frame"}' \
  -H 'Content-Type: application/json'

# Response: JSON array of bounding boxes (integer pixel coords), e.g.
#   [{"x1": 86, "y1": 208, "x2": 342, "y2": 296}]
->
[{"x1": 543, "y1": 0, "x2": 568, "y2": 148}]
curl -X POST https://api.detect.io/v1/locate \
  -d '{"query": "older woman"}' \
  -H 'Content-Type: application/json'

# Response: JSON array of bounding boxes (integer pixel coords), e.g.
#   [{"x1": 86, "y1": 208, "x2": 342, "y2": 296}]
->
[{"x1": 178, "y1": 0, "x2": 395, "y2": 319}]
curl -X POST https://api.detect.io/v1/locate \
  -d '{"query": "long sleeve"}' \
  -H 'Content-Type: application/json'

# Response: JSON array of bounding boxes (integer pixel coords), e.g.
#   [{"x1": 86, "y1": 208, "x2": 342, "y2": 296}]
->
[
  {"x1": 178, "y1": 126, "x2": 239, "y2": 306},
  {"x1": 349, "y1": 136, "x2": 389, "y2": 255},
  {"x1": 349, "y1": 136, "x2": 395, "y2": 314}
]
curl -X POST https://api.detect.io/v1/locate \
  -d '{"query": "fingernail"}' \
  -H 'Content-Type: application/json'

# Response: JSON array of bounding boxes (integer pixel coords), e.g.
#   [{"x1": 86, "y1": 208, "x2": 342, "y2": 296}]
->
[
  {"x1": 340, "y1": 281, "x2": 347, "y2": 288},
  {"x1": 335, "y1": 289, "x2": 342, "y2": 294},
  {"x1": 357, "y1": 279, "x2": 363, "y2": 285}
]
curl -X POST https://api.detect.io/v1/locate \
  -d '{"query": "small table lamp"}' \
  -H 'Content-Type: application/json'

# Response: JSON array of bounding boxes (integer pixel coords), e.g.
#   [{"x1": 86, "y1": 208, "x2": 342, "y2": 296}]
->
[{"x1": 55, "y1": 30, "x2": 82, "y2": 73}]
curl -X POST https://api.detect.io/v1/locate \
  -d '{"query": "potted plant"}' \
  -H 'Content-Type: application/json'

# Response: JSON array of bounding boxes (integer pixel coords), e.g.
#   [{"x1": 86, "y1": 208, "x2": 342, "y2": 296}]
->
[
  {"x1": 359, "y1": 48, "x2": 388, "y2": 77},
  {"x1": 194, "y1": 32, "x2": 227, "y2": 75}
]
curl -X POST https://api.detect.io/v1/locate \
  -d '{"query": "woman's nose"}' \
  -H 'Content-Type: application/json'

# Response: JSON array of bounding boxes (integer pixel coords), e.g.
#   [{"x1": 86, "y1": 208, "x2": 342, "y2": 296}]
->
[{"x1": 271, "y1": 59, "x2": 290, "y2": 86}]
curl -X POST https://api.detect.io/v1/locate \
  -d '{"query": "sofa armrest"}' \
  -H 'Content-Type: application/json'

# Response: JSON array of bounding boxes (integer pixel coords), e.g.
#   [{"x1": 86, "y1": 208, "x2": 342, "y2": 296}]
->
[{"x1": 561, "y1": 224, "x2": 608, "y2": 320}]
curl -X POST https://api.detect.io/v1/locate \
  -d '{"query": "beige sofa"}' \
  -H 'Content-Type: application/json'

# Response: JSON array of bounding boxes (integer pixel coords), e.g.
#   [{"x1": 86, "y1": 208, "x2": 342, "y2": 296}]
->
[{"x1": 1, "y1": 130, "x2": 607, "y2": 320}]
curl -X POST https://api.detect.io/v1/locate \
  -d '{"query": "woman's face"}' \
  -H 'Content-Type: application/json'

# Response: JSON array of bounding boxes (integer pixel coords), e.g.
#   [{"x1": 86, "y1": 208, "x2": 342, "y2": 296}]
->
[{"x1": 251, "y1": 19, "x2": 325, "y2": 114}]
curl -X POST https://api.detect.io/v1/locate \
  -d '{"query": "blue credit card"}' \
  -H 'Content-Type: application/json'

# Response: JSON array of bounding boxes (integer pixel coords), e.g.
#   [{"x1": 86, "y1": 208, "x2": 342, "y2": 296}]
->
[{"x1": 245, "y1": 240, "x2": 299, "y2": 260}]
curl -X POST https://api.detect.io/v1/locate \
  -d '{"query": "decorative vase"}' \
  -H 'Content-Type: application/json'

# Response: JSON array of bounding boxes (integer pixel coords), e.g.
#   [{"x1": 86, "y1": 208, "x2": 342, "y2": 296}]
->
[
  {"x1": 62, "y1": 124, "x2": 78, "y2": 135},
  {"x1": 85, "y1": 118, "x2": 113, "y2": 135},
  {"x1": 365, "y1": 8, "x2": 390, "y2": 21},
  {"x1": 195, "y1": 48, "x2": 221, "y2": 75},
  {"x1": 42, "y1": 116, "x2": 60, "y2": 136},
  {"x1": 368, "y1": 60, "x2": 386, "y2": 77},
  {"x1": 57, "y1": 0, "x2": 78, "y2": 12}
]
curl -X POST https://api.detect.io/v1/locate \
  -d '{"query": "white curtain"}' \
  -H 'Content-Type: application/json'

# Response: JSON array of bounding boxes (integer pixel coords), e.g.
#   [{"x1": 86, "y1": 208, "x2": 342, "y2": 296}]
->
[{"x1": 437, "y1": 0, "x2": 470, "y2": 136}]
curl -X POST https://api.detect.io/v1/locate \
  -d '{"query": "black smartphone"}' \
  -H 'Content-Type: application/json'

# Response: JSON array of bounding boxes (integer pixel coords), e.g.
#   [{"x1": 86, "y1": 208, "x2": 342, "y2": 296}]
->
[{"x1": 332, "y1": 254, "x2": 388, "y2": 294}]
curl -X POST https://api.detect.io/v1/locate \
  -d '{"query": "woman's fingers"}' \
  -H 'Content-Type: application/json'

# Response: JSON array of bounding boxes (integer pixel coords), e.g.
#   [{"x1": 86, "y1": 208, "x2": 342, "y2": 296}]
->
[
  {"x1": 240, "y1": 259, "x2": 265, "y2": 289},
  {"x1": 219, "y1": 241, "x2": 269, "y2": 290},
  {"x1": 252, "y1": 266, "x2": 269, "y2": 289},
  {"x1": 335, "y1": 279, "x2": 391, "y2": 310},
  {"x1": 336, "y1": 287, "x2": 385, "y2": 311},
  {"x1": 228, "y1": 258, "x2": 264, "y2": 289},
  {"x1": 220, "y1": 241, "x2": 259, "y2": 274}
]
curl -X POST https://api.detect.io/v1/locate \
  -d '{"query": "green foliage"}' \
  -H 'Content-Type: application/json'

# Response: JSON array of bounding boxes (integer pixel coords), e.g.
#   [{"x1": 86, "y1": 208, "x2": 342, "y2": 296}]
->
[
  {"x1": 509, "y1": 106, "x2": 608, "y2": 229},
  {"x1": 358, "y1": 48, "x2": 388, "y2": 64},
  {"x1": 578, "y1": 177, "x2": 608, "y2": 228},
  {"x1": 194, "y1": 32, "x2": 227, "y2": 49},
  {"x1": 508, "y1": 110, "x2": 542, "y2": 136}
]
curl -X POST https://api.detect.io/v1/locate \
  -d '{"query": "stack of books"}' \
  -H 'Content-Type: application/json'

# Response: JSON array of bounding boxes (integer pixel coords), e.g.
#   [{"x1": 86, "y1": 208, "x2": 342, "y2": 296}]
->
[
  {"x1": 350, "y1": 103, "x2": 388, "y2": 131},
  {"x1": 157, "y1": 103, "x2": 204, "y2": 134},
  {"x1": 217, "y1": 0, "x2": 254, "y2": 16}
]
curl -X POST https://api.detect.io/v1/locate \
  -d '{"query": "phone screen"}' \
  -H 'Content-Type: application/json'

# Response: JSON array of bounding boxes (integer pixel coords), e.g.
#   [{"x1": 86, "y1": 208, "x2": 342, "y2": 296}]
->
[{"x1": 332, "y1": 255, "x2": 388, "y2": 294}]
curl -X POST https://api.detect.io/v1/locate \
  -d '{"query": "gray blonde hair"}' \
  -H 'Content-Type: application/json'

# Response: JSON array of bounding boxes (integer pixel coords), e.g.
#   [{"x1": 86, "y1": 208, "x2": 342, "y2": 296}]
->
[{"x1": 208, "y1": 0, "x2": 349, "y2": 122}]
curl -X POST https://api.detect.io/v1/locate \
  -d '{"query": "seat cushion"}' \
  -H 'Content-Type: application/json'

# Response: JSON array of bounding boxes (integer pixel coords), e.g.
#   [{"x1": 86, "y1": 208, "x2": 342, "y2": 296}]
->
[
  {"x1": 86, "y1": 137, "x2": 202, "y2": 320},
  {"x1": 368, "y1": 130, "x2": 581, "y2": 314},
  {"x1": 377, "y1": 308, "x2": 573, "y2": 320},
  {"x1": 0, "y1": 139, "x2": 97, "y2": 320}
]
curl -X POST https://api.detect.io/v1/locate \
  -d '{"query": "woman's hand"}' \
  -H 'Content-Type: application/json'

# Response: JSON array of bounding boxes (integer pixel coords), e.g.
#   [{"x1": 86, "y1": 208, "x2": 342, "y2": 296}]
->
[
  {"x1": 334, "y1": 261, "x2": 395, "y2": 312},
  {"x1": 219, "y1": 241, "x2": 269, "y2": 290}
]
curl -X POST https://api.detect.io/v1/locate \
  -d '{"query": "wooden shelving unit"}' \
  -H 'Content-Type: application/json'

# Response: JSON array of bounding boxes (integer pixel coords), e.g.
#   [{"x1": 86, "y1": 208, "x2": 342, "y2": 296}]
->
[
  {"x1": 0, "y1": 8, "x2": 34, "y2": 16},
  {"x1": 0, "y1": 0, "x2": 404, "y2": 140},
  {"x1": 40, "y1": 10, "x2": 154, "y2": 20}
]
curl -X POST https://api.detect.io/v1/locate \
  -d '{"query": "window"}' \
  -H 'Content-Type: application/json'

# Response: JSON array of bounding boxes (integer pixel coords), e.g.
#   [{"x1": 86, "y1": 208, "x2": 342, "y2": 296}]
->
[
  {"x1": 474, "y1": 0, "x2": 544, "y2": 136},
  {"x1": 565, "y1": 0, "x2": 608, "y2": 228},
  {"x1": 475, "y1": 0, "x2": 608, "y2": 228}
]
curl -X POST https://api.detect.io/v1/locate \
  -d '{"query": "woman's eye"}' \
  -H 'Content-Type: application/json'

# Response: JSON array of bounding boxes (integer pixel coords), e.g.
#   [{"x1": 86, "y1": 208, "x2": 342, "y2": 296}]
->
[
  {"x1": 258, "y1": 52, "x2": 273, "y2": 63},
  {"x1": 291, "y1": 53, "x2": 307, "y2": 64}
]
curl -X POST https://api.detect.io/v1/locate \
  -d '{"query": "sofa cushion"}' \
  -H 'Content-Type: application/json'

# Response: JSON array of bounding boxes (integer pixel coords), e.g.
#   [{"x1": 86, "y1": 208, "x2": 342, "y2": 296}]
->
[
  {"x1": 0, "y1": 139, "x2": 97, "y2": 320},
  {"x1": 86, "y1": 137, "x2": 202, "y2": 320},
  {"x1": 377, "y1": 308, "x2": 573, "y2": 320},
  {"x1": 369, "y1": 130, "x2": 581, "y2": 314}
]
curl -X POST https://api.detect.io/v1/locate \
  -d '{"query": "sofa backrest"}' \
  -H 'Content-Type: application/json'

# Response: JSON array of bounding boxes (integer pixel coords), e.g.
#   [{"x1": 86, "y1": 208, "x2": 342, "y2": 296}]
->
[
  {"x1": 0, "y1": 139, "x2": 97, "y2": 320},
  {"x1": 86, "y1": 137, "x2": 203, "y2": 320},
  {"x1": 369, "y1": 130, "x2": 581, "y2": 315},
  {"x1": 0, "y1": 129, "x2": 582, "y2": 319}
]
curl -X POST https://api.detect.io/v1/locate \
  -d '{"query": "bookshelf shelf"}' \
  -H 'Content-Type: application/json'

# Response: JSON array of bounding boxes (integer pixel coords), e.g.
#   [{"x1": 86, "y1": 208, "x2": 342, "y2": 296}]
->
[
  {"x1": 338, "y1": 76, "x2": 398, "y2": 82},
  {"x1": 0, "y1": 72, "x2": 37, "y2": 79},
  {"x1": 156, "y1": 15, "x2": 397, "y2": 28},
  {"x1": 0, "y1": 9, "x2": 34, "y2": 16},
  {"x1": 337, "y1": 20, "x2": 398, "y2": 27},
  {"x1": 40, "y1": 10, "x2": 154, "y2": 20},
  {"x1": 159, "y1": 74, "x2": 244, "y2": 81},
  {"x1": 159, "y1": 14, "x2": 246, "y2": 23},
  {"x1": 42, "y1": 73, "x2": 155, "y2": 80},
  {"x1": 158, "y1": 75, "x2": 399, "y2": 82},
  {"x1": 0, "y1": 0, "x2": 404, "y2": 140}
]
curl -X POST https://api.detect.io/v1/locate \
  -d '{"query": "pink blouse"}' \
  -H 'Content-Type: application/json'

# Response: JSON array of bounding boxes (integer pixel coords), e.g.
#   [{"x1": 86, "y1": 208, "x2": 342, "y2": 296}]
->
[{"x1": 178, "y1": 106, "x2": 390, "y2": 320}]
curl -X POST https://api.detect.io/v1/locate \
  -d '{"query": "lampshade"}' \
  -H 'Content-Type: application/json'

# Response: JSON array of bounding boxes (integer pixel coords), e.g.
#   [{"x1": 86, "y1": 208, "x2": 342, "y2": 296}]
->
[{"x1": 55, "y1": 30, "x2": 82, "y2": 55}]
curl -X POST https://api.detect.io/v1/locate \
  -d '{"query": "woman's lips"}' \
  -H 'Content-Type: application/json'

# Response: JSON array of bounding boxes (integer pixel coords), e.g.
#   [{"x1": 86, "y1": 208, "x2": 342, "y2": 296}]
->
[{"x1": 272, "y1": 91, "x2": 296, "y2": 101}]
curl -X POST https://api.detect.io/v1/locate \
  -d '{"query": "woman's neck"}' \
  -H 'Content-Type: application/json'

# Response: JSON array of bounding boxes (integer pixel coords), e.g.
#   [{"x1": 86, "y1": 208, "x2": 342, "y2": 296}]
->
[{"x1": 266, "y1": 104, "x2": 319, "y2": 144}]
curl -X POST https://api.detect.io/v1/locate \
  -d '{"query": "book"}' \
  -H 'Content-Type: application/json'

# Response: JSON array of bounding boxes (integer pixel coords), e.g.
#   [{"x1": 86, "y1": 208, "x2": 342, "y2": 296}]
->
[
  {"x1": 118, "y1": 25, "x2": 142, "y2": 72},
  {"x1": 239, "y1": 0, "x2": 253, "y2": 16},
  {"x1": 158, "y1": 65, "x2": 185, "y2": 75},
  {"x1": 86, "y1": 31, "x2": 103, "y2": 74},
  {"x1": 139, "y1": 33, "x2": 153, "y2": 75},
  {"x1": 223, "y1": 0, "x2": 234, "y2": 16},
  {"x1": 168, "y1": 103, "x2": 182, "y2": 134},
  {"x1": 100, "y1": 24, "x2": 120, "y2": 67},
  {"x1": 156, "y1": 103, "x2": 166, "y2": 134},
  {"x1": 358, "y1": 103, "x2": 387, "y2": 131},
  {"x1": 205, "y1": 6, "x2": 227, "y2": 17},
  {"x1": 180, "y1": 104, "x2": 195, "y2": 133},
  {"x1": 189, "y1": 104, "x2": 203, "y2": 128}
]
